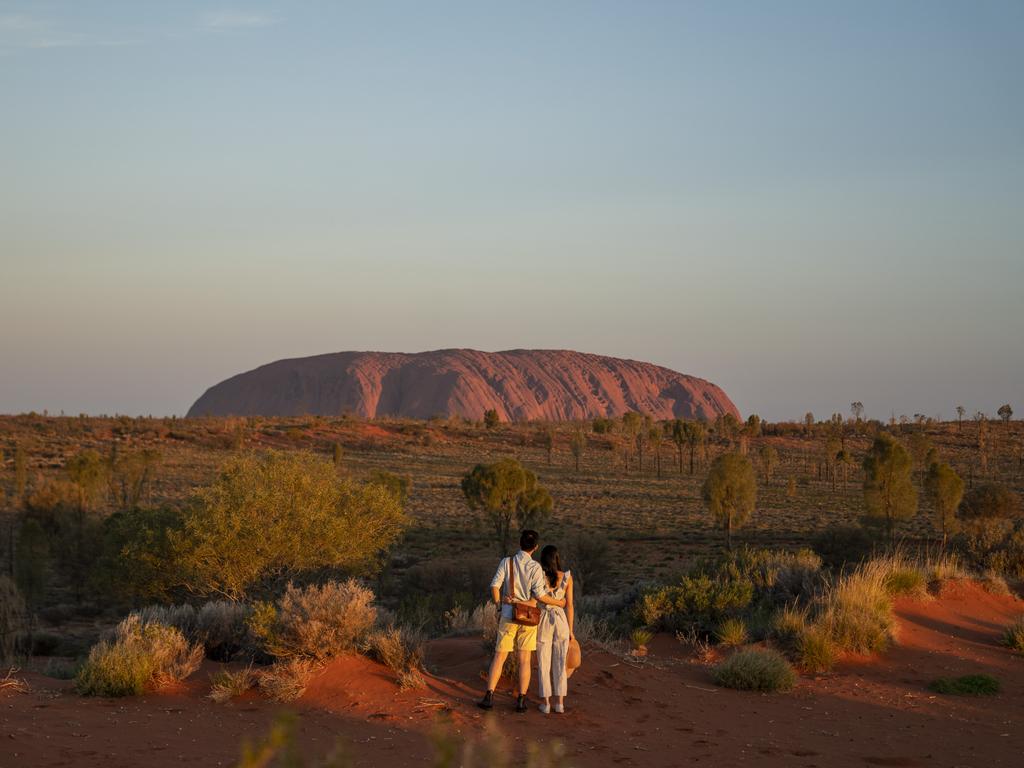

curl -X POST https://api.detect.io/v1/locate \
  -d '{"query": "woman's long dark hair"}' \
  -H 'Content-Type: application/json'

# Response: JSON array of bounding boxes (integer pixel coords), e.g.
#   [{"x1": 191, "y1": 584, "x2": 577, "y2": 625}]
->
[{"x1": 540, "y1": 545, "x2": 561, "y2": 589}]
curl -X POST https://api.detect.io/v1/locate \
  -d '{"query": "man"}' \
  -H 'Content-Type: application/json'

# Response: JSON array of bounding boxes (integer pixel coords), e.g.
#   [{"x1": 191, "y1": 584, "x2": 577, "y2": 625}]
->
[{"x1": 478, "y1": 529, "x2": 566, "y2": 713}]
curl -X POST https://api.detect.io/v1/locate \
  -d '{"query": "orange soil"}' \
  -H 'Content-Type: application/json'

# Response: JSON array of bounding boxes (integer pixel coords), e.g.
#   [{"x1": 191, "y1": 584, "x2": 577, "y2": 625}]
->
[{"x1": 5, "y1": 583, "x2": 1023, "y2": 768}]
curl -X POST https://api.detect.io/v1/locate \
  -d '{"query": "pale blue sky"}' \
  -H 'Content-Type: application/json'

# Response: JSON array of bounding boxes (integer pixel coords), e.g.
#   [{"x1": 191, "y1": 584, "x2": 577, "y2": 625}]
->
[{"x1": 1, "y1": 1, "x2": 1022, "y2": 421}]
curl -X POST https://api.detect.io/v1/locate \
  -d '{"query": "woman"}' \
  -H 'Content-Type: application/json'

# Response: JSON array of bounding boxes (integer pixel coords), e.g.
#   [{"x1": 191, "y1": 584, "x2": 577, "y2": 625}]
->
[{"x1": 535, "y1": 544, "x2": 574, "y2": 714}]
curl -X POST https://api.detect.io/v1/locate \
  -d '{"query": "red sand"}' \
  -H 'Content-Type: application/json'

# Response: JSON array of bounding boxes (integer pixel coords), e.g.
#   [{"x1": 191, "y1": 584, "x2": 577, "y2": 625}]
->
[{"x1": 5, "y1": 583, "x2": 1023, "y2": 768}]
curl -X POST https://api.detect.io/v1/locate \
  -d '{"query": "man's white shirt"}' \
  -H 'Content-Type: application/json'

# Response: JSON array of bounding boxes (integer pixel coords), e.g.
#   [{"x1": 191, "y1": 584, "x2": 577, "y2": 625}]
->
[{"x1": 490, "y1": 550, "x2": 547, "y2": 620}]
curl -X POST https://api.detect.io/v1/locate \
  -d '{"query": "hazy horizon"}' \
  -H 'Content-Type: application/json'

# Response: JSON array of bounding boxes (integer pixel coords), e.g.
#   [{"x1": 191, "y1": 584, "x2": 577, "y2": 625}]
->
[{"x1": 2, "y1": 1, "x2": 1022, "y2": 422}]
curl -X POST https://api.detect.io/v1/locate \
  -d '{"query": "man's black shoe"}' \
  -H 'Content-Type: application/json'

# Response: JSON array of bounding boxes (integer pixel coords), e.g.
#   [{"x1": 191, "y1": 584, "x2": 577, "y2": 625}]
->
[
  {"x1": 515, "y1": 694, "x2": 528, "y2": 713},
  {"x1": 477, "y1": 690, "x2": 494, "y2": 710}
]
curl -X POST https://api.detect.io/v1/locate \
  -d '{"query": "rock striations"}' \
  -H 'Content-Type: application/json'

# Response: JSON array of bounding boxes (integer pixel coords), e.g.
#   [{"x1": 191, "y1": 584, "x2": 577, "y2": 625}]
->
[{"x1": 187, "y1": 349, "x2": 739, "y2": 422}]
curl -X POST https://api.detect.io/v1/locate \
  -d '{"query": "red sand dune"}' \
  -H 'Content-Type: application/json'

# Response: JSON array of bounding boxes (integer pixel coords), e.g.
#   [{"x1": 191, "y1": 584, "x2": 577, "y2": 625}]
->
[
  {"x1": 6, "y1": 582, "x2": 1023, "y2": 767},
  {"x1": 186, "y1": 348, "x2": 740, "y2": 422}
]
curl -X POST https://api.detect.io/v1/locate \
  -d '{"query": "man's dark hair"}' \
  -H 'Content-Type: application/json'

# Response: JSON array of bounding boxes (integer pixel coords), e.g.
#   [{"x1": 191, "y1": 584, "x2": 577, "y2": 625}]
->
[{"x1": 520, "y1": 529, "x2": 539, "y2": 551}]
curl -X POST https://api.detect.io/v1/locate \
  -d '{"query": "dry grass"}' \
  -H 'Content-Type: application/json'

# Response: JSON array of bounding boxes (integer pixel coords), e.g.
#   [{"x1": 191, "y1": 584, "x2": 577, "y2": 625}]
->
[
  {"x1": 363, "y1": 625, "x2": 426, "y2": 689},
  {"x1": 249, "y1": 580, "x2": 376, "y2": 661},
  {"x1": 256, "y1": 658, "x2": 321, "y2": 702},
  {"x1": 1001, "y1": 616, "x2": 1024, "y2": 652},
  {"x1": 816, "y1": 561, "x2": 897, "y2": 655},
  {"x1": 0, "y1": 667, "x2": 29, "y2": 695},
  {"x1": 208, "y1": 665, "x2": 256, "y2": 703},
  {"x1": 715, "y1": 618, "x2": 748, "y2": 648}
]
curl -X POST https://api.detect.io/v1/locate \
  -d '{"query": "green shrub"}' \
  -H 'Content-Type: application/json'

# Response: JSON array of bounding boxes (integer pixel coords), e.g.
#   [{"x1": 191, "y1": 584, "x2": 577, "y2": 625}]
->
[
  {"x1": 637, "y1": 574, "x2": 753, "y2": 631},
  {"x1": 812, "y1": 525, "x2": 876, "y2": 569},
  {"x1": 1001, "y1": 617, "x2": 1024, "y2": 652},
  {"x1": 713, "y1": 648, "x2": 796, "y2": 692},
  {"x1": 363, "y1": 625, "x2": 425, "y2": 689},
  {"x1": 722, "y1": 548, "x2": 822, "y2": 604},
  {"x1": 0, "y1": 576, "x2": 27, "y2": 664},
  {"x1": 76, "y1": 615, "x2": 203, "y2": 696},
  {"x1": 715, "y1": 618, "x2": 748, "y2": 648},
  {"x1": 248, "y1": 580, "x2": 376, "y2": 661},
  {"x1": 171, "y1": 451, "x2": 408, "y2": 599},
  {"x1": 928, "y1": 674, "x2": 1000, "y2": 696}
]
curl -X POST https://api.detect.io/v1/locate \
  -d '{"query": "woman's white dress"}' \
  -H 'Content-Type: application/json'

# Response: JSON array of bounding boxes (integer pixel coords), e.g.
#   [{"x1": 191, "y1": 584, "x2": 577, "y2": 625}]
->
[{"x1": 536, "y1": 570, "x2": 571, "y2": 699}]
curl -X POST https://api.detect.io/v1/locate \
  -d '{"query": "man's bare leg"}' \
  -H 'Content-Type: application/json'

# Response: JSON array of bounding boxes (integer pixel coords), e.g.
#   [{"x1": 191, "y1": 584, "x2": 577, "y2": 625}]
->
[{"x1": 517, "y1": 650, "x2": 532, "y2": 696}]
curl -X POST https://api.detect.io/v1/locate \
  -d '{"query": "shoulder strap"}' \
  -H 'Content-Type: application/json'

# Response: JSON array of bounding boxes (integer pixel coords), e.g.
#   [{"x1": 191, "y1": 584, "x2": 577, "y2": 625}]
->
[{"x1": 508, "y1": 556, "x2": 515, "y2": 598}]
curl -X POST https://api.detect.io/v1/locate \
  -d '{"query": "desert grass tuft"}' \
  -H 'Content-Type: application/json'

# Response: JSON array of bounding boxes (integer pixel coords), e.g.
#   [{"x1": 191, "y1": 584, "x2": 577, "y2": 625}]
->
[
  {"x1": 928, "y1": 674, "x2": 1000, "y2": 696},
  {"x1": 816, "y1": 561, "x2": 896, "y2": 655},
  {"x1": 629, "y1": 627, "x2": 654, "y2": 650},
  {"x1": 256, "y1": 658, "x2": 321, "y2": 702},
  {"x1": 713, "y1": 648, "x2": 796, "y2": 692},
  {"x1": 796, "y1": 629, "x2": 836, "y2": 673},
  {"x1": 363, "y1": 625, "x2": 426, "y2": 689},
  {"x1": 75, "y1": 615, "x2": 203, "y2": 697},
  {"x1": 0, "y1": 667, "x2": 29, "y2": 695},
  {"x1": 208, "y1": 665, "x2": 256, "y2": 703},
  {"x1": 1001, "y1": 616, "x2": 1024, "y2": 652},
  {"x1": 715, "y1": 618, "x2": 748, "y2": 648}
]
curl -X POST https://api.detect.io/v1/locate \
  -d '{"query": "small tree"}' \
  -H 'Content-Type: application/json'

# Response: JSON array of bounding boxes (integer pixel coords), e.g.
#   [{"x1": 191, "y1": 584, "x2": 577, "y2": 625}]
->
[
  {"x1": 824, "y1": 437, "x2": 841, "y2": 492},
  {"x1": 65, "y1": 450, "x2": 109, "y2": 601},
  {"x1": 671, "y1": 420, "x2": 686, "y2": 474},
  {"x1": 537, "y1": 426, "x2": 555, "y2": 465},
  {"x1": 758, "y1": 444, "x2": 778, "y2": 486},
  {"x1": 569, "y1": 428, "x2": 585, "y2": 473},
  {"x1": 862, "y1": 433, "x2": 918, "y2": 546},
  {"x1": 620, "y1": 412, "x2": 643, "y2": 471},
  {"x1": 13, "y1": 445, "x2": 27, "y2": 506},
  {"x1": 172, "y1": 451, "x2": 407, "y2": 599},
  {"x1": 924, "y1": 461, "x2": 963, "y2": 547},
  {"x1": 955, "y1": 405, "x2": 966, "y2": 432},
  {"x1": 836, "y1": 449, "x2": 854, "y2": 489},
  {"x1": 702, "y1": 453, "x2": 757, "y2": 550},
  {"x1": 461, "y1": 458, "x2": 553, "y2": 553},
  {"x1": 683, "y1": 421, "x2": 706, "y2": 475},
  {"x1": 367, "y1": 470, "x2": 411, "y2": 507},
  {"x1": 483, "y1": 409, "x2": 500, "y2": 429},
  {"x1": 851, "y1": 402, "x2": 864, "y2": 422},
  {"x1": 332, "y1": 442, "x2": 344, "y2": 469},
  {"x1": 998, "y1": 404, "x2": 1013, "y2": 427},
  {"x1": 648, "y1": 426, "x2": 664, "y2": 478},
  {"x1": 958, "y1": 483, "x2": 1020, "y2": 521}
]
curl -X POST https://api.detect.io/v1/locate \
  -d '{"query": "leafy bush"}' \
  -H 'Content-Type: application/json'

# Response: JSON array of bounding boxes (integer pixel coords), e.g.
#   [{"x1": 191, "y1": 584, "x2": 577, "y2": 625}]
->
[
  {"x1": 208, "y1": 666, "x2": 255, "y2": 703},
  {"x1": 954, "y1": 518, "x2": 1024, "y2": 579},
  {"x1": 959, "y1": 483, "x2": 1020, "y2": 520},
  {"x1": 812, "y1": 525, "x2": 876, "y2": 569},
  {"x1": 75, "y1": 615, "x2": 203, "y2": 696},
  {"x1": 248, "y1": 580, "x2": 376, "y2": 661},
  {"x1": 363, "y1": 625, "x2": 425, "y2": 689},
  {"x1": 197, "y1": 601, "x2": 253, "y2": 660},
  {"x1": 637, "y1": 575, "x2": 753, "y2": 631},
  {"x1": 171, "y1": 451, "x2": 408, "y2": 599},
  {"x1": 1001, "y1": 617, "x2": 1024, "y2": 652},
  {"x1": 255, "y1": 658, "x2": 321, "y2": 702},
  {"x1": 0, "y1": 576, "x2": 27, "y2": 664},
  {"x1": 713, "y1": 648, "x2": 796, "y2": 692},
  {"x1": 722, "y1": 548, "x2": 822, "y2": 605},
  {"x1": 444, "y1": 603, "x2": 490, "y2": 636},
  {"x1": 928, "y1": 674, "x2": 1000, "y2": 696},
  {"x1": 715, "y1": 618, "x2": 748, "y2": 648},
  {"x1": 134, "y1": 604, "x2": 197, "y2": 638}
]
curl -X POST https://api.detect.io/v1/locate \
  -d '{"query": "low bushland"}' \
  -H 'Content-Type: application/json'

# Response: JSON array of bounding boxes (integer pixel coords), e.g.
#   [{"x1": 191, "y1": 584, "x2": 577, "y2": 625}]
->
[
  {"x1": 75, "y1": 615, "x2": 203, "y2": 696},
  {"x1": 713, "y1": 648, "x2": 796, "y2": 692},
  {"x1": 255, "y1": 658, "x2": 321, "y2": 702}
]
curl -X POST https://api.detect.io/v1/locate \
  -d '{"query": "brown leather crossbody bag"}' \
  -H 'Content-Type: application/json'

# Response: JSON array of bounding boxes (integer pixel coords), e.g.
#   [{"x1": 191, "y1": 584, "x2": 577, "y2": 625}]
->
[{"x1": 508, "y1": 558, "x2": 541, "y2": 626}]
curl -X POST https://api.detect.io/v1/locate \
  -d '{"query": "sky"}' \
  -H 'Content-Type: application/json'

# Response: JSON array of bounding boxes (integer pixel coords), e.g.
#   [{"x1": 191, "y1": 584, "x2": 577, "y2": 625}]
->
[{"x1": 1, "y1": 1, "x2": 1022, "y2": 422}]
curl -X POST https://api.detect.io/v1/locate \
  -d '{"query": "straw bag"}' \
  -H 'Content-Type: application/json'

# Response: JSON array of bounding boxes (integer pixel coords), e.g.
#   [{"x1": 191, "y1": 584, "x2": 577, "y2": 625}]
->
[
  {"x1": 509, "y1": 559, "x2": 541, "y2": 626},
  {"x1": 566, "y1": 637, "x2": 582, "y2": 677}
]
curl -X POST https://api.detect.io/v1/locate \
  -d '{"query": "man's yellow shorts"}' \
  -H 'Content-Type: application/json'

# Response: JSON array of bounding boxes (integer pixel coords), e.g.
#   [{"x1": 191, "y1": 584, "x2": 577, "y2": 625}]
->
[{"x1": 495, "y1": 616, "x2": 538, "y2": 652}]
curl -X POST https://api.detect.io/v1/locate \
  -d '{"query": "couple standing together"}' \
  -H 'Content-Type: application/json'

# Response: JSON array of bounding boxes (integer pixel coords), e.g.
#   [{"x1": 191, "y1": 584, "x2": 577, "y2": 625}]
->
[{"x1": 478, "y1": 529, "x2": 575, "y2": 714}]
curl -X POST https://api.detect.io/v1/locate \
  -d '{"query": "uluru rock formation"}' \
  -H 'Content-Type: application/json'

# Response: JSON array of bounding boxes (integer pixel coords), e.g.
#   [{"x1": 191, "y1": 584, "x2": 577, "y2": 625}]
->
[{"x1": 187, "y1": 349, "x2": 740, "y2": 422}]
